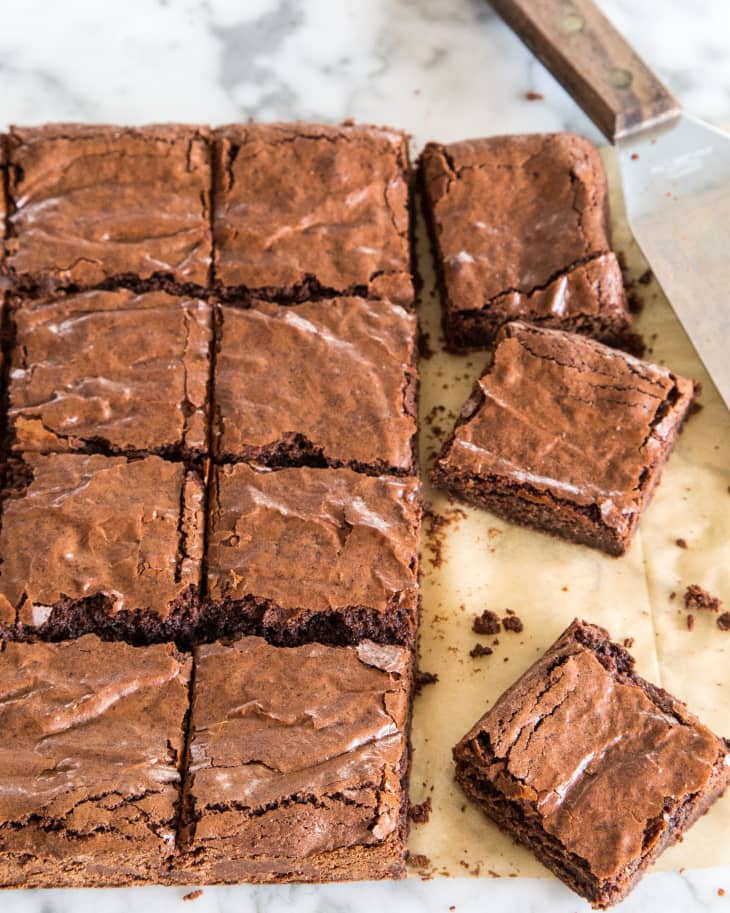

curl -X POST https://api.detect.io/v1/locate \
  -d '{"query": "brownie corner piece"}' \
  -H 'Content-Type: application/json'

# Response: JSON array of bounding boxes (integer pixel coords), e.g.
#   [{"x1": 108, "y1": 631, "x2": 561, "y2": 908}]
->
[
  {"x1": 0, "y1": 453, "x2": 205, "y2": 642},
  {"x1": 175, "y1": 636, "x2": 413, "y2": 883},
  {"x1": 212, "y1": 122, "x2": 413, "y2": 306},
  {"x1": 8, "y1": 289, "x2": 212, "y2": 458},
  {"x1": 0, "y1": 636, "x2": 192, "y2": 888},
  {"x1": 205, "y1": 464, "x2": 422, "y2": 646},
  {"x1": 432, "y1": 321, "x2": 695, "y2": 555},
  {"x1": 419, "y1": 132, "x2": 630, "y2": 349},
  {"x1": 212, "y1": 297, "x2": 418, "y2": 473},
  {"x1": 6, "y1": 123, "x2": 212, "y2": 292},
  {"x1": 453, "y1": 618, "x2": 730, "y2": 908}
]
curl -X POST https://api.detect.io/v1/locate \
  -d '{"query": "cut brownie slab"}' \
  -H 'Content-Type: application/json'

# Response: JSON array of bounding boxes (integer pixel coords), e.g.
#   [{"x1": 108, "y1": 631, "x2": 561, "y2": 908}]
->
[
  {"x1": 420, "y1": 133, "x2": 630, "y2": 349},
  {"x1": 5, "y1": 124, "x2": 212, "y2": 293},
  {"x1": 175, "y1": 636, "x2": 412, "y2": 883},
  {"x1": 213, "y1": 122, "x2": 413, "y2": 306},
  {"x1": 213, "y1": 297, "x2": 418, "y2": 472},
  {"x1": 432, "y1": 322, "x2": 694, "y2": 555},
  {"x1": 0, "y1": 636, "x2": 191, "y2": 888},
  {"x1": 205, "y1": 464, "x2": 421, "y2": 645},
  {"x1": 0, "y1": 453, "x2": 204, "y2": 642},
  {"x1": 7, "y1": 289, "x2": 212, "y2": 457},
  {"x1": 454, "y1": 619, "x2": 730, "y2": 908}
]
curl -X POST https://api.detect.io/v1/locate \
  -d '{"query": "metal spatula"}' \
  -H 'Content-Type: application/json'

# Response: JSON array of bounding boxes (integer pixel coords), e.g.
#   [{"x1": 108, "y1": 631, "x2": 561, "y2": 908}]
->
[{"x1": 491, "y1": 0, "x2": 730, "y2": 410}]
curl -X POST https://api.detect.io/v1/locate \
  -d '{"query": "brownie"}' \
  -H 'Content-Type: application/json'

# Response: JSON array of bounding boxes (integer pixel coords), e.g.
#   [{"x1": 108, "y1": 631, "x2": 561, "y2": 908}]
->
[
  {"x1": 0, "y1": 453, "x2": 205, "y2": 642},
  {"x1": 0, "y1": 636, "x2": 192, "y2": 887},
  {"x1": 213, "y1": 123, "x2": 413, "y2": 306},
  {"x1": 205, "y1": 464, "x2": 422, "y2": 645},
  {"x1": 5, "y1": 124, "x2": 212, "y2": 293},
  {"x1": 0, "y1": 134, "x2": 6, "y2": 263},
  {"x1": 7, "y1": 289, "x2": 212, "y2": 457},
  {"x1": 175, "y1": 636, "x2": 412, "y2": 883},
  {"x1": 213, "y1": 297, "x2": 418, "y2": 472},
  {"x1": 432, "y1": 322, "x2": 694, "y2": 555},
  {"x1": 420, "y1": 133, "x2": 630, "y2": 349},
  {"x1": 453, "y1": 619, "x2": 730, "y2": 908}
]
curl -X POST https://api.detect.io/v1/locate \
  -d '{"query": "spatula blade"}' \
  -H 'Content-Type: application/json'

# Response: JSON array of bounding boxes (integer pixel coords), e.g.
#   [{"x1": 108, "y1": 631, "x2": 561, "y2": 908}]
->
[{"x1": 619, "y1": 115, "x2": 730, "y2": 409}]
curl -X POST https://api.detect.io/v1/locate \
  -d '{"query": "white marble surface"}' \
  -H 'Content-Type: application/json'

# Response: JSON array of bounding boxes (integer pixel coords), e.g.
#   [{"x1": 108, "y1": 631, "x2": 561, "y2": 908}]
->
[{"x1": 2, "y1": 1, "x2": 730, "y2": 911}]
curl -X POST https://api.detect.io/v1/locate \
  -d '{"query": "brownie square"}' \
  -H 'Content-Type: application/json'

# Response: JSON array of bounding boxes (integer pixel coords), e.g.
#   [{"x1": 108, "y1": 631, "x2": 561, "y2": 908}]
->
[
  {"x1": 8, "y1": 289, "x2": 212, "y2": 457},
  {"x1": 432, "y1": 322, "x2": 694, "y2": 555},
  {"x1": 0, "y1": 453, "x2": 205, "y2": 642},
  {"x1": 0, "y1": 636, "x2": 191, "y2": 888},
  {"x1": 205, "y1": 464, "x2": 422, "y2": 645},
  {"x1": 454, "y1": 619, "x2": 730, "y2": 908},
  {"x1": 6, "y1": 124, "x2": 212, "y2": 293},
  {"x1": 213, "y1": 123, "x2": 413, "y2": 307},
  {"x1": 420, "y1": 133, "x2": 630, "y2": 349},
  {"x1": 213, "y1": 297, "x2": 418, "y2": 472},
  {"x1": 175, "y1": 636, "x2": 412, "y2": 883}
]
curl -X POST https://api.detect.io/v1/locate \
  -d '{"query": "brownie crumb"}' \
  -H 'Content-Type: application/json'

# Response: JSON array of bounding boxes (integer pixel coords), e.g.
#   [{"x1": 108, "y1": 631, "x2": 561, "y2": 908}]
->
[
  {"x1": 687, "y1": 614, "x2": 695, "y2": 631},
  {"x1": 418, "y1": 328, "x2": 435, "y2": 360},
  {"x1": 525, "y1": 90, "x2": 544, "y2": 101},
  {"x1": 717, "y1": 613, "x2": 730, "y2": 632},
  {"x1": 631, "y1": 152, "x2": 640, "y2": 160},
  {"x1": 623, "y1": 637, "x2": 635, "y2": 648},
  {"x1": 685, "y1": 584, "x2": 722, "y2": 613},
  {"x1": 669, "y1": 591, "x2": 677, "y2": 601},
  {"x1": 638, "y1": 268, "x2": 653, "y2": 284},
  {"x1": 409, "y1": 797, "x2": 432, "y2": 824},
  {"x1": 675, "y1": 538, "x2": 688, "y2": 549},
  {"x1": 408, "y1": 853, "x2": 431, "y2": 868},
  {"x1": 415, "y1": 670, "x2": 439, "y2": 693},
  {"x1": 687, "y1": 399, "x2": 704, "y2": 419},
  {"x1": 423, "y1": 506, "x2": 467, "y2": 569},
  {"x1": 470, "y1": 643, "x2": 493, "y2": 658},
  {"x1": 719, "y1": 888, "x2": 725, "y2": 896},
  {"x1": 183, "y1": 890, "x2": 204, "y2": 902},
  {"x1": 473, "y1": 610, "x2": 500, "y2": 635},
  {"x1": 503, "y1": 615, "x2": 524, "y2": 633}
]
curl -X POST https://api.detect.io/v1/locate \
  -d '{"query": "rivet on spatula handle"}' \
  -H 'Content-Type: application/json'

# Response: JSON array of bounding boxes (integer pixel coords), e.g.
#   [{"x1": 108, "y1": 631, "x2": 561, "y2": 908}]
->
[{"x1": 490, "y1": 0, "x2": 681, "y2": 141}]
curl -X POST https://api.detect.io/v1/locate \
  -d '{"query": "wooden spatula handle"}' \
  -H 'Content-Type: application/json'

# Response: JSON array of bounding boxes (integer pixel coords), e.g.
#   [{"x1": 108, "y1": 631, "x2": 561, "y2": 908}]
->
[{"x1": 490, "y1": 0, "x2": 681, "y2": 141}]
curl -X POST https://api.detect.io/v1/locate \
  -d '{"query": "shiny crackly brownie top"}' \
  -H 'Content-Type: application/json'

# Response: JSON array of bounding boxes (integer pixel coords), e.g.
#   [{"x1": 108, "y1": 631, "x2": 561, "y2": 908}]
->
[
  {"x1": 0, "y1": 453, "x2": 204, "y2": 627},
  {"x1": 6, "y1": 123, "x2": 212, "y2": 288},
  {"x1": 436, "y1": 322, "x2": 694, "y2": 530},
  {"x1": 213, "y1": 122, "x2": 412, "y2": 305},
  {"x1": 9, "y1": 289, "x2": 211, "y2": 456},
  {"x1": 214, "y1": 297, "x2": 417, "y2": 470}
]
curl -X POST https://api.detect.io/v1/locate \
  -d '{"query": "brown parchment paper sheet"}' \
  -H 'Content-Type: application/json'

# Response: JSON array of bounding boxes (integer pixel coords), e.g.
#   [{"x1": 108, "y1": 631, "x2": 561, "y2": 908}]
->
[{"x1": 407, "y1": 146, "x2": 730, "y2": 878}]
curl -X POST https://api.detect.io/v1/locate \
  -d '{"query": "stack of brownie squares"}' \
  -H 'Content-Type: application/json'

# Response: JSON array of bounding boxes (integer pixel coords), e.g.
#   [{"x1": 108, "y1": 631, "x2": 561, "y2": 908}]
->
[{"x1": 0, "y1": 123, "x2": 421, "y2": 886}]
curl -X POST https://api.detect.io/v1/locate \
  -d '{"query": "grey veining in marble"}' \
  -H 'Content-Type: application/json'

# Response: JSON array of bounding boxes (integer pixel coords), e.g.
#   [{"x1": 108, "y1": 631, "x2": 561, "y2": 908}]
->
[{"x1": 1, "y1": 1, "x2": 729, "y2": 911}]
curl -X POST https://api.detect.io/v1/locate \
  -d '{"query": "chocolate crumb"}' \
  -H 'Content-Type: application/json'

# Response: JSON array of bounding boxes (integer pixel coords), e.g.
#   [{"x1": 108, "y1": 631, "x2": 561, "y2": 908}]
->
[
  {"x1": 409, "y1": 796, "x2": 432, "y2": 824},
  {"x1": 183, "y1": 890, "x2": 203, "y2": 902},
  {"x1": 470, "y1": 643, "x2": 493, "y2": 658},
  {"x1": 687, "y1": 614, "x2": 695, "y2": 631},
  {"x1": 473, "y1": 610, "x2": 500, "y2": 635},
  {"x1": 631, "y1": 152, "x2": 640, "y2": 160},
  {"x1": 418, "y1": 328, "x2": 435, "y2": 360},
  {"x1": 525, "y1": 90, "x2": 544, "y2": 101},
  {"x1": 503, "y1": 615, "x2": 524, "y2": 633},
  {"x1": 623, "y1": 637, "x2": 635, "y2": 648},
  {"x1": 685, "y1": 584, "x2": 722, "y2": 613},
  {"x1": 669, "y1": 591, "x2": 677, "y2": 601},
  {"x1": 638, "y1": 268, "x2": 652, "y2": 284},
  {"x1": 675, "y1": 538, "x2": 688, "y2": 549},
  {"x1": 408, "y1": 853, "x2": 431, "y2": 868},
  {"x1": 717, "y1": 613, "x2": 730, "y2": 632},
  {"x1": 719, "y1": 888, "x2": 725, "y2": 896},
  {"x1": 415, "y1": 670, "x2": 439, "y2": 693}
]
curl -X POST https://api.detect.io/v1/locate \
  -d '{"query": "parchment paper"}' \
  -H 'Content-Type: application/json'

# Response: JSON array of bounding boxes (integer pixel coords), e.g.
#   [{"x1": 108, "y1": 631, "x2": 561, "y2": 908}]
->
[{"x1": 407, "y1": 146, "x2": 730, "y2": 878}]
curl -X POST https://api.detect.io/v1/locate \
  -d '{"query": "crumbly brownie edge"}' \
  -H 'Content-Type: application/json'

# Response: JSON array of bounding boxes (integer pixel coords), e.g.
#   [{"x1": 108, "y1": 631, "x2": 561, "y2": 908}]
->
[{"x1": 453, "y1": 620, "x2": 730, "y2": 908}]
